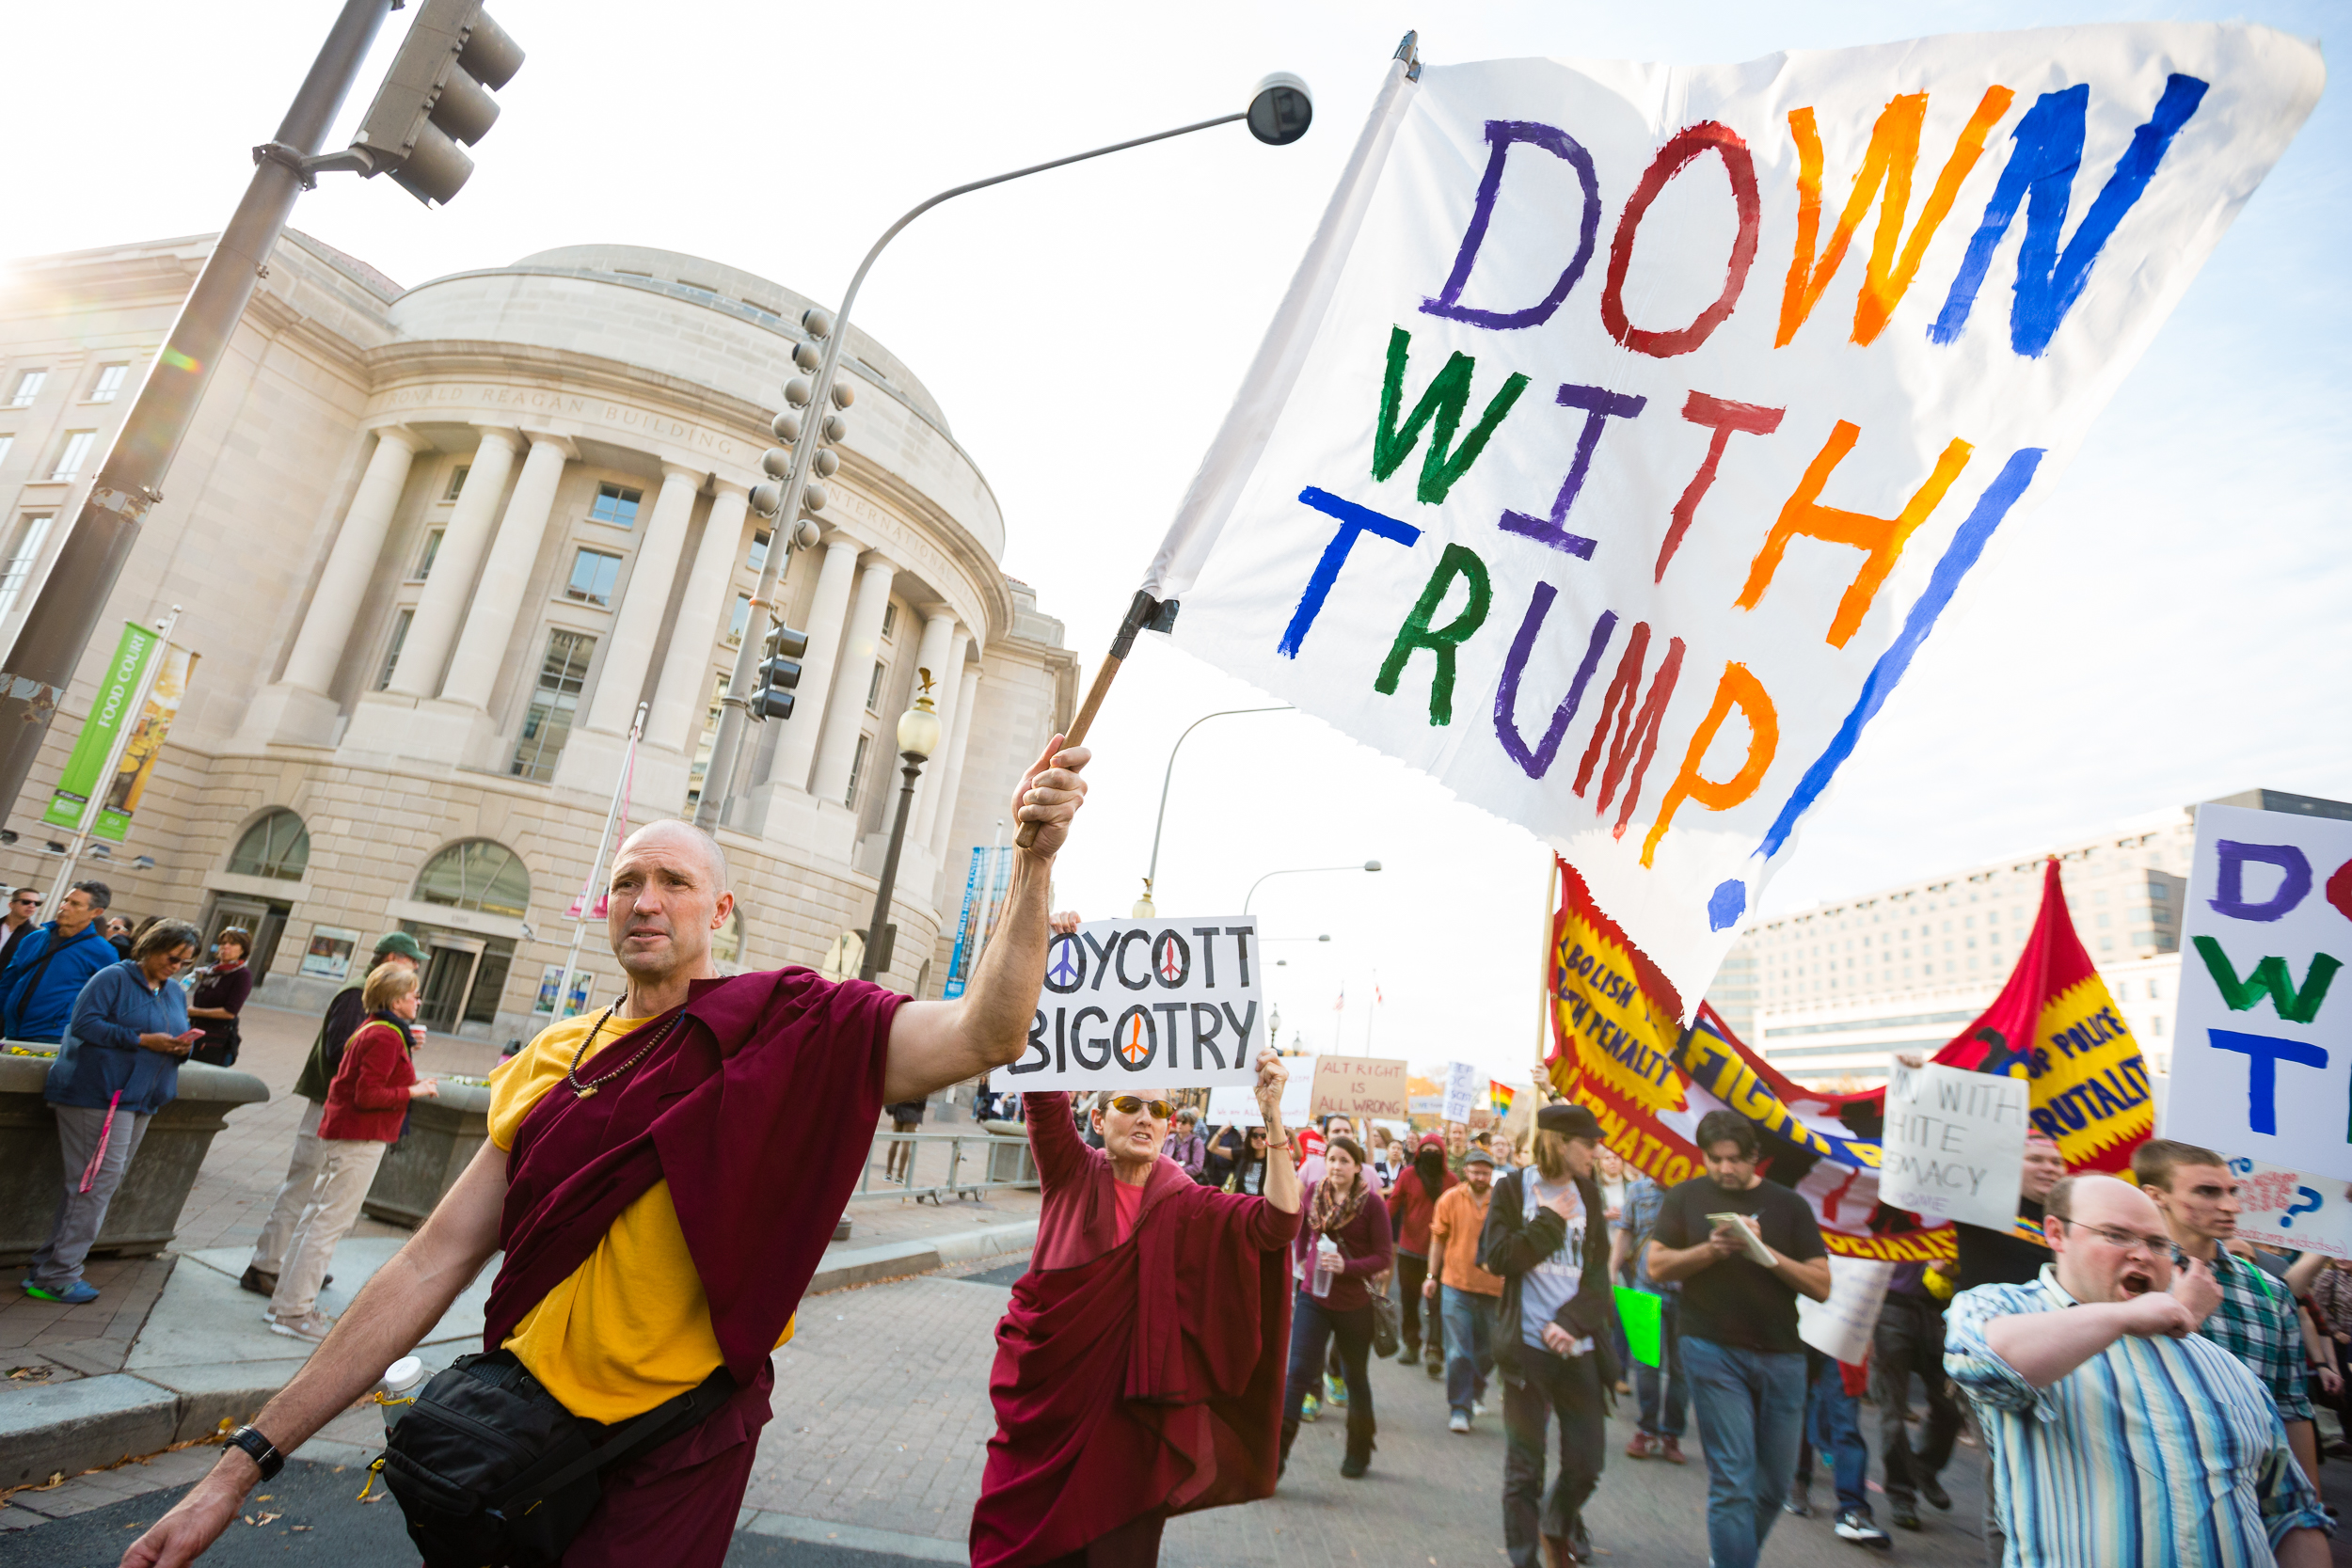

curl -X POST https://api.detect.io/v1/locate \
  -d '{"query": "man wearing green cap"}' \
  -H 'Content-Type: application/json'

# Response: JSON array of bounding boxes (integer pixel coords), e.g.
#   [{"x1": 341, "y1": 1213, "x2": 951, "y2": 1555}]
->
[{"x1": 241, "y1": 931, "x2": 426, "y2": 1297}]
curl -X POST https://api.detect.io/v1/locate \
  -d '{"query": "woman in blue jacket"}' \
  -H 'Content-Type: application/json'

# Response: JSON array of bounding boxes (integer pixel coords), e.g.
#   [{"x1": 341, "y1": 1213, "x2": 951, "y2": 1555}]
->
[{"x1": 23, "y1": 920, "x2": 204, "y2": 1304}]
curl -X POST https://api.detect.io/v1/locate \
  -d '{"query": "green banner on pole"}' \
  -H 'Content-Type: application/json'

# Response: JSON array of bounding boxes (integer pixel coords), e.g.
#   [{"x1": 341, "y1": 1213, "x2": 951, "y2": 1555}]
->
[{"x1": 42, "y1": 622, "x2": 160, "y2": 832}]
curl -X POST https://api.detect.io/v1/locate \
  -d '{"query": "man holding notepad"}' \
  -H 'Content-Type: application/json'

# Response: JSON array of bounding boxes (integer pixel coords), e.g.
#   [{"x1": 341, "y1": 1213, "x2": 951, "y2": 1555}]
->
[{"x1": 1645, "y1": 1111, "x2": 1833, "y2": 1568}]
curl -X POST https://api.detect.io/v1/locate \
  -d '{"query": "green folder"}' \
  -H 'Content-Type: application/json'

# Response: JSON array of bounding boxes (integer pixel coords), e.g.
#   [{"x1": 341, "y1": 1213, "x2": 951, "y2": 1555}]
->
[{"x1": 1614, "y1": 1285, "x2": 1664, "y2": 1369}]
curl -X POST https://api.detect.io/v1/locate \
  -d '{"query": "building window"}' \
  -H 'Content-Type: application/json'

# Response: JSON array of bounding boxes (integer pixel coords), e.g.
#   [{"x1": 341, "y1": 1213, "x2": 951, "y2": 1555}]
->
[
  {"x1": 443, "y1": 464, "x2": 470, "y2": 500},
  {"x1": 727, "y1": 594, "x2": 751, "y2": 645},
  {"x1": 879, "y1": 601, "x2": 898, "y2": 641},
  {"x1": 414, "y1": 838, "x2": 532, "y2": 919},
  {"x1": 747, "y1": 529, "x2": 771, "y2": 574},
  {"x1": 0, "y1": 436, "x2": 12, "y2": 467},
  {"x1": 844, "y1": 734, "x2": 869, "y2": 810},
  {"x1": 8, "y1": 370, "x2": 45, "y2": 407},
  {"x1": 87, "y1": 363, "x2": 129, "y2": 404},
  {"x1": 227, "y1": 809, "x2": 310, "y2": 880},
  {"x1": 0, "y1": 513, "x2": 54, "y2": 621},
  {"x1": 51, "y1": 430, "x2": 97, "y2": 480},
  {"x1": 410, "y1": 528, "x2": 445, "y2": 581},
  {"x1": 564, "y1": 547, "x2": 623, "y2": 607},
  {"x1": 589, "y1": 483, "x2": 643, "y2": 527},
  {"x1": 865, "y1": 658, "x2": 885, "y2": 714},
  {"x1": 375, "y1": 608, "x2": 414, "y2": 690},
  {"x1": 512, "y1": 629, "x2": 596, "y2": 782}
]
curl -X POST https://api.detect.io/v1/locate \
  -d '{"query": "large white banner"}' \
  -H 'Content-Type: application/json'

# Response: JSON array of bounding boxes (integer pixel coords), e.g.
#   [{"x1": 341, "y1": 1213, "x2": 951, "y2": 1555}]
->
[
  {"x1": 992, "y1": 916, "x2": 1264, "y2": 1091},
  {"x1": 2165, "y1": 806, "x2": 2352, "y2": 1180},
  {"x1": 1148, "y1": 25, "x2": 2319, "y2": 1011}
]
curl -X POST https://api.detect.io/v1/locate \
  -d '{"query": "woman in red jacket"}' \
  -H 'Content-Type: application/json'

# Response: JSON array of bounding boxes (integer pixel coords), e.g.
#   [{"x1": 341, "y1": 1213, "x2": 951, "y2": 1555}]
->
[{"x1": 266, "y1": 962, "x2": 437, "y2": 1341}]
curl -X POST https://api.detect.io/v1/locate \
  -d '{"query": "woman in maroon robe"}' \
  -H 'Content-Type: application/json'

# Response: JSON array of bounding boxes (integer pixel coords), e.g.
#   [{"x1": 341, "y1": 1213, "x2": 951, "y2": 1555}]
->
[{"x1": 971, "y1": 1046, "x2": 1301, "y2": 1567}]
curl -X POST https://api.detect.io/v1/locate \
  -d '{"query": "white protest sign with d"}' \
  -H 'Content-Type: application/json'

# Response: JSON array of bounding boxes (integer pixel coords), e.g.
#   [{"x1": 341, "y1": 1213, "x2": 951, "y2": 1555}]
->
[
  {"x1": 2226, "y1": 1157, "x2": 2352, "y2": 1261},
  {"x1": 1880, "y1": 1061, "x2": 2029, "y2": 1229},
  {"x1": 1140, "y1": 25, "x2": 2319, "y2": 1019},
  {"x1": 2165, "y1": 806, "x2": 2352, "y2": 1180},
  {"x1": 992, "y1": 916, "x2": 1264, "y2": 1092},
  {"x1": 1443, "y1": 1060, "x2": 1483, "y2": 1123}
]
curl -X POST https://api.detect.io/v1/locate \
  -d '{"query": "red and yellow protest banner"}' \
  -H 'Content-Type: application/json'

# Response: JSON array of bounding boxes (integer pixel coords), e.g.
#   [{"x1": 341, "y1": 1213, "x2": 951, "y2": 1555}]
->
[{"x1": 1931, "y1": 857, "x2": 2153, "y2": 1172}]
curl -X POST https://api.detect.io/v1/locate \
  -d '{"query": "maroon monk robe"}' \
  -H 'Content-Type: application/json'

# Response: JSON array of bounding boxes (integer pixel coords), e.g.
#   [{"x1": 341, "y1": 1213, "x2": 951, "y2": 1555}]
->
[{"x1": 970, "y1": 1092, "x2": 1299, "y2": 1568}]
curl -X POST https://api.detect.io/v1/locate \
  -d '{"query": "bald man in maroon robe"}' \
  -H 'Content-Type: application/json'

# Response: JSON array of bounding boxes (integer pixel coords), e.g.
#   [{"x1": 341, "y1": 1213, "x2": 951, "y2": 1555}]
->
[
  {"x1": 124, "y1": 739, "x2": 1092, "y2": 1568},
  {"x1": 972, "y1": 1037, "x2": 1302, "y2": 1568}
]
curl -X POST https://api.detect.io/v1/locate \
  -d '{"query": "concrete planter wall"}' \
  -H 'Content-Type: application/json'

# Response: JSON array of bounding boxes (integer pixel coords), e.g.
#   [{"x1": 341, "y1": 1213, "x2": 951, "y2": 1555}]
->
[
  {"x1": 0, "y1": 1050, "x2": 268, "y2": 1266},
  {"x1": 362, "y1": 1081, "x2": 493, "y2": 1227}
]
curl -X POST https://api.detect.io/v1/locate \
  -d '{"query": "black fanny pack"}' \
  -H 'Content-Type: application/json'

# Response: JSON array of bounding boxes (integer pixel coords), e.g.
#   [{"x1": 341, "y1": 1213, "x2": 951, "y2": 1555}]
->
[{"x1": 379, "y1": 1349, "x2": 735, "y2": 1568}]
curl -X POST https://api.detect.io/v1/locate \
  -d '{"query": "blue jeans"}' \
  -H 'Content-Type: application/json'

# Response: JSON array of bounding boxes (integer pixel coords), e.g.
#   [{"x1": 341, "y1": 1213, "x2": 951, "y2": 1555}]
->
[
  {"x1": 1279, "y1": 1291, "x2": 1375, "y2": 1462},
  {"x1": 1441, "y1": 1285, "x2": 1497, "y2": 1416},
  {"x1": 1796, "y1": 1352, "x2": 1868, "y2": 1514},
  {"x1": 1683, "y1": 1336, "x2": 1807, "y2": 1568},
  {"x1": 1634, "y1": 1293, "x2": 1687, "y2": 1438}
]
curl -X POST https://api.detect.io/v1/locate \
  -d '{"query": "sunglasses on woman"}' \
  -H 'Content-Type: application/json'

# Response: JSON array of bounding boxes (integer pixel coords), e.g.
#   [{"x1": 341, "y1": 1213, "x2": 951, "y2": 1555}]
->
[{"x1": 1106, "y1": 1095, "x2": 1172, "y2": 1120}]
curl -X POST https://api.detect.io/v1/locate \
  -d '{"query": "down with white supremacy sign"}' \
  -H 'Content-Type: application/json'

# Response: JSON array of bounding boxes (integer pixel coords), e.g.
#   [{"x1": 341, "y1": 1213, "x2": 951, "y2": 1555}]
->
[
  {"x1": 991, "y1": 917, "x2": 1264, "y2": 1091},
  {"x1": 1134, "y1": 24, "x2": 2318, "y2": 1014},
  {"x1": 1881, "y1": 1061, "x2": 2028, "y2": 1229}
]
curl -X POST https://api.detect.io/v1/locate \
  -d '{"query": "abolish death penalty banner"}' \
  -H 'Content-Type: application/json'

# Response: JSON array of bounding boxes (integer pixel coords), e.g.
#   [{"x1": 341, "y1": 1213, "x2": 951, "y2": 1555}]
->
[{"x1": 1145, "y1": 24, "x2": 2320, "y2": 1016}]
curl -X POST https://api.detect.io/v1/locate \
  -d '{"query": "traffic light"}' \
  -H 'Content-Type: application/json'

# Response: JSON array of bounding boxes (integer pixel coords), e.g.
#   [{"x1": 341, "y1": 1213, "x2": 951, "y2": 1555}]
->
[
  {"x1": 752, "y1": 622, "x2": 809, "y2": 721},
  {"x1": 349, "y1": 0, "x2": 524, "y2": 206}
]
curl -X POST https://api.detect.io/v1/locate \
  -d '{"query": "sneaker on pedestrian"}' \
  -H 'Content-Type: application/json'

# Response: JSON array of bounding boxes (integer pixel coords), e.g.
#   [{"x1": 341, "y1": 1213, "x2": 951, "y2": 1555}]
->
[
  {"x1": 1625, "y1": 1431, "x2": 1661, "y2": 1459},
  {"x1": 1834, "y1": 1509, "x2": 1891, "y2": 1548},
  {"x1": 1299, "y1": 1391, "x2": 1322, "y2": 1423},
  {"x1": 1399, "y1": 1339, "x2": 1421, "y2": 1364},
  {"x1": 268, "y1": 1310, "x2": 334, "y2": 1343},
  {"x1": 1566, "y1": 1518, "x2": 1592, "y2": 1563},
  {"x1": 1890, "y1": 1496, "x2": 1921, "y2": 1531},
  {"x1": 238, "y1": 1265, "x2": 276, "y2": 1297},
  {"x1": 1423, "y1": 1352, "x2": 1443, "y2": 1380},
  {"x1": 1471, "y1": 1398, "x2": 1487, "y2": 1418},
  {"x1": 21, "y1": 1279, "x2": 99, "y2": 1305},
  {"x1": 1919, "y1": 1475, "x2": 1951, "y2": 1511},
  {"x1": 1324, "y1": 1371, "x2": 1347, "y2": 1405},
  {"x1": 1783, "y1": 1481, "x2": 1813, "y2": 1518},
  {"x1": 1449, "y1": 1410, "x2": 1470, "y2": 1433},
  {"x1": 1659, "y1": 1436, "x2": 1686, "y2": 1465}
]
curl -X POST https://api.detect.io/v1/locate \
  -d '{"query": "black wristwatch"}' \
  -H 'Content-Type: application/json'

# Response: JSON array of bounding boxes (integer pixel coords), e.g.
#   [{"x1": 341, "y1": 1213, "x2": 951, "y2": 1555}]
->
[{"x1": 227, "y1": 1424, "x2": 284, "y2": 1481}]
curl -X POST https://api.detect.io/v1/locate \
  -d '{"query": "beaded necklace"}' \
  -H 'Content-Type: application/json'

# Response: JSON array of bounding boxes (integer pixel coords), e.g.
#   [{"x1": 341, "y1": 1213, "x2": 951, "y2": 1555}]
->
[{"x1": 564, "y1": 1000, "x2": 682, "y2": 1100}]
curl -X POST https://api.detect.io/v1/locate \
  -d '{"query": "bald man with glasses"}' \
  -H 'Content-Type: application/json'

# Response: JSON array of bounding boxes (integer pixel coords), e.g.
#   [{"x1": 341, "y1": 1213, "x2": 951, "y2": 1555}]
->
[{"x1": 1945, "y1": 1172, "x2": 2329, "y2": 1567}]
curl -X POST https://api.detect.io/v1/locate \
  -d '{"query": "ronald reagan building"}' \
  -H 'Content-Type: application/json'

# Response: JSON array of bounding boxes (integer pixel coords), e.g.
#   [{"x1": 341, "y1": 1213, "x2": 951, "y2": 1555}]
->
[{"x1": 0, "y1": 232, "x2": 1076, "y2": 1041}]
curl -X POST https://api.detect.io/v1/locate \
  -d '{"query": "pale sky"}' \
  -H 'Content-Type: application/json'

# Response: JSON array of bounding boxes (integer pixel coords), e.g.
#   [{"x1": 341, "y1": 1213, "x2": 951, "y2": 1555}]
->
[{"x1": 13, "y1": 2, "x2": 2344, "y2": 1082}]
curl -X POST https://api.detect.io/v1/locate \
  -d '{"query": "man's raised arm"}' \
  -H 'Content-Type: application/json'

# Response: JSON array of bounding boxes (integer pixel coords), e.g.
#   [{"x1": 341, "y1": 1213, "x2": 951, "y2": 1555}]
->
[
  {"x1": 123, "y1": 1140, "x2": 510, "y2": 1567},
  {"x1": 882, "y1": 736, "x2": 1089, "y2": 1103}
]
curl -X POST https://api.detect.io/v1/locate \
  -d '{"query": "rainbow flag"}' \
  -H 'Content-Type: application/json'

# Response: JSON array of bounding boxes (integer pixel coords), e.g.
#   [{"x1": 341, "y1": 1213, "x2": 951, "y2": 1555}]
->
[{"x1": 1489, "y1": 1081, "x2": 1515, "y2": 1119}]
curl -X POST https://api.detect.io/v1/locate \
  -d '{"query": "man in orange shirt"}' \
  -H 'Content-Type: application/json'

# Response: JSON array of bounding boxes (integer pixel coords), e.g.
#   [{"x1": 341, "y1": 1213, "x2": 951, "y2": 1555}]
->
[
  {"x1": 1425, "y1": 1147, "x2": 1504, "y2": 1432},
  {"x1": 125, "y1": 737, "x2": 1091, "y2": 1568}
]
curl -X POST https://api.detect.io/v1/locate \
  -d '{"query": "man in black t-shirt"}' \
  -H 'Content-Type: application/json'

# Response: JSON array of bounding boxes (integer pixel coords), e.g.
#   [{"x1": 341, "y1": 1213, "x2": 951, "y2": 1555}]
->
[{"x1": 1647, "y1": 1111, "x2": 1831, "y2": 1568}]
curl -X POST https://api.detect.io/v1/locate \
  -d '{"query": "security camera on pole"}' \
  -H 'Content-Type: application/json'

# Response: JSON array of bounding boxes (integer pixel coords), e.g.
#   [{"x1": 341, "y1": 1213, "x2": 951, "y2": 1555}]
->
[{"x1": 692, "y1": 70, "x2": 1316, "y2": 830}]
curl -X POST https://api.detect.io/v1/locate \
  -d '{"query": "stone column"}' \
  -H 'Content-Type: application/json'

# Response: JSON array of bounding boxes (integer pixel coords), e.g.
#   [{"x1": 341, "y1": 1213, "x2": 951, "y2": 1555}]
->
[
  {"x1": 280, "y1": 426, "x2": 423, "y2": 693},
  {"x1": 910, "y1": 626, "x2": 969, "y2": 843},
  {"x1": 765, "y1": 536, "x2": 862, "y2": 793},
  {"x1": 806, "y1": 556, "x2": 897, "y2": 808},
  {"x1": 927, "y1": 664, "x2": 984, "y2": 865},
  {"x1": 438, "y1": 432, "x2": 573, "y2": 709},
  {"x1": 647, "y1": 481, "x2": 749, "y2": 753},
  {"x1": 580, "y1": 464, "x2": 702, "y2": 736},
  {"x1": 387, "y1": 426, "x2": 519, "y2": 700}
]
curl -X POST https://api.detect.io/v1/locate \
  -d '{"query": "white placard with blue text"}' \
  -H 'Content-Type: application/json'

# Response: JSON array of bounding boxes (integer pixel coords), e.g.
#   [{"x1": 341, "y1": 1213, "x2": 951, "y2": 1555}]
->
[
  {"x1": 992, "y1": 917, "x2": 1265, "y2": 1091},
  {"x1": 2164, "y1": 806, "x2": 2352, "y2": 1181},
  {"x1": 2224, "y1": 1156, "x2": 2352, "y2": 1261}
]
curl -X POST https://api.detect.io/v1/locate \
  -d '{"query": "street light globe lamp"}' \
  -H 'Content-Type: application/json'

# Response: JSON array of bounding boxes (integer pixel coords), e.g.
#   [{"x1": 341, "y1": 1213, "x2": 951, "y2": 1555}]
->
[
  {"x1": 859, "y1": 670, "x2": 943, "y2": 982},
  {"x1": 1248, "y1": 72, "x2": 1314, "y2": 145}
]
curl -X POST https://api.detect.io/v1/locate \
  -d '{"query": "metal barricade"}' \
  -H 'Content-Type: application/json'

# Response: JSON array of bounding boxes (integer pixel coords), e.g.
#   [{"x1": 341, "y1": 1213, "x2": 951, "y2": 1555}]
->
[{"x1": 851, "y1": 1129, "x2": 1037, "y2": 1204}]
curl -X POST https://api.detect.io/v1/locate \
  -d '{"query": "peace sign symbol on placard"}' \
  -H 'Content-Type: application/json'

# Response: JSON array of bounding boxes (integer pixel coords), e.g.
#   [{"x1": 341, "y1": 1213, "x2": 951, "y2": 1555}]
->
[{"x1": 1046, "y1": 935, "x2": 1083, "y2": 990}]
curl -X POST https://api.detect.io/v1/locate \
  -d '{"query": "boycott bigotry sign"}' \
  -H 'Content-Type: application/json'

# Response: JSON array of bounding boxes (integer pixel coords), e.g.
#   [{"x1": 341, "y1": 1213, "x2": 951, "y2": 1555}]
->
[
  {"x1": 1140, "y1": 24, "x2": 2318, "y2": 1013},
  {"x1": 991, "y1": 917, "x2": 1263, "y2": 1091}
]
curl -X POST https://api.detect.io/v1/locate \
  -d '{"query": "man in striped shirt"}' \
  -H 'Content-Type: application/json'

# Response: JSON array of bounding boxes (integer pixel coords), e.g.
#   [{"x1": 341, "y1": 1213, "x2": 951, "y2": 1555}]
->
[{"x1": 1946, "y1": 1173, "x2": 2328, "y2": 1567}]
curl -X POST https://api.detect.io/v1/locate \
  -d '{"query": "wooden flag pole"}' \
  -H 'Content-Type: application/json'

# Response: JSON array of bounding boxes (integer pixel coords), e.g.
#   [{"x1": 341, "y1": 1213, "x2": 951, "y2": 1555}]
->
[
  {"x1": 1013, "y1": 590, "x2": 1175, "y2": 849},
  {"x1": 1534, "y1": 851, "x2": 1559, "y2": 1096}
]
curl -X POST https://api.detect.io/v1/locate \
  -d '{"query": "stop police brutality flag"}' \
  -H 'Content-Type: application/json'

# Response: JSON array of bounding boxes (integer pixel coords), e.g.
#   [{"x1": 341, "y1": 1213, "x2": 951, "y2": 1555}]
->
[{"x1": 1143, "y1": 24, "x2": 2318, "y2": 1015}]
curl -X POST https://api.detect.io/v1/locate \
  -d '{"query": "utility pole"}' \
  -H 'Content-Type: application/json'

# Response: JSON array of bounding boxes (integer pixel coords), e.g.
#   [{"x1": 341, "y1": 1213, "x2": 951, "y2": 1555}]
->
[{"x1": 0, "y1": 0, "x2": 523, "y2": 825}]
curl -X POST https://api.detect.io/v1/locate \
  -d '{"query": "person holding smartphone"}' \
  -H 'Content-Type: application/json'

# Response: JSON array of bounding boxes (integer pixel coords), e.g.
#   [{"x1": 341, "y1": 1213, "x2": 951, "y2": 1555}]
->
[{"x1": 23, "y1": 919, "x2": 206, "y2": 1304}]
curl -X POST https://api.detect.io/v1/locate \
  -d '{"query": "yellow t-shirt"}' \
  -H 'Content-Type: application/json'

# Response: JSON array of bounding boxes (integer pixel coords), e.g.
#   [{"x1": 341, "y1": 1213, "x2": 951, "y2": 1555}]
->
[{"x1": 486, "y1": 1011, "x2": 794, "y2": 1421}]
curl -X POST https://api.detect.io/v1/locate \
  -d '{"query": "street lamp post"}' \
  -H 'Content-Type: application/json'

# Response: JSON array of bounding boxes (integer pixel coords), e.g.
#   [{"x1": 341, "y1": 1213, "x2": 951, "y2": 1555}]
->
[
  {"x1": 697, "y1": 73, "x2": 1315, "y2": 832},
  {"x1": 1132, "y1": 705, "x2": 1291, "y2": 917},
  {"x1": 1242, "y1": 861, "x2": 1382, "y2": 916},
  {"x1": 858, "y1": 672, "x2": 945, "y2": 983}
]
